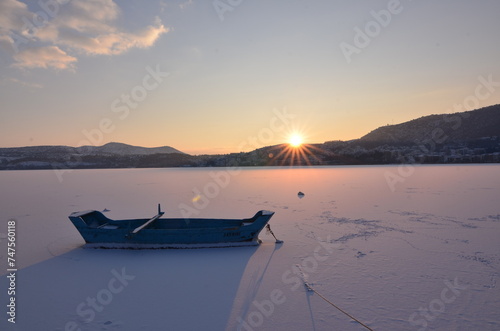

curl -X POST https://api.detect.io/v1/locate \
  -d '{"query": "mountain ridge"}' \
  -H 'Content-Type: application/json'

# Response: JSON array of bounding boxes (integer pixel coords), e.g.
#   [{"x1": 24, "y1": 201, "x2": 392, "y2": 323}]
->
[
  {"x1": 359, "y1": 104, "x2": 500, "y2": 143},
  {"x1": 0, "y1": 142, "x2": 186, "y2": 156},
  {"x1": 1, "y1": 105, "x2": 499, "y2": 170},
  {"x1": 77, "y1": 142, "x2": 185, "y2": 155}
]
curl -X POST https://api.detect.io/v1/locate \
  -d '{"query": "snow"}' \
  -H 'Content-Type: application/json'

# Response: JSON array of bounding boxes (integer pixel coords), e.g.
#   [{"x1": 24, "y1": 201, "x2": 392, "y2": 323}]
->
[{"x1": 0, "y1": 165, "x2": 499, "y2": 330}]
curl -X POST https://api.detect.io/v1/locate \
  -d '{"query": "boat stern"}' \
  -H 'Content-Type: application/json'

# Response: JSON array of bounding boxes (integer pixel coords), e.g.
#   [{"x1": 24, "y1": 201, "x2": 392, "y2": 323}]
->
[
  {"x1": 240, "y1": 210, "x2": 275, "y2": 241},
  {"x1": 69, "y1": 210, "x2": 115, "y2": 243}
]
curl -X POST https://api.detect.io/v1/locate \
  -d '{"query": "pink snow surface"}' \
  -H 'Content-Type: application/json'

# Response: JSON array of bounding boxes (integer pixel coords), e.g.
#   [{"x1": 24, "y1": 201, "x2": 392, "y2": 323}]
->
[{"x1": 0, "y1": 165, "x2": 499, "y2": 330}]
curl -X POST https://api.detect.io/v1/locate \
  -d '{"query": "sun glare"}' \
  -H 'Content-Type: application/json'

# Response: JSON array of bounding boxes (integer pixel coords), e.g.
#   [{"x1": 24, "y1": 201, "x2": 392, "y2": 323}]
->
[
  {"x1": 269, "y1": 127, "x2": 324, "y2": 166},
  {"x1": 289, "y1": 134, "x2": 303, "y2": 147}
]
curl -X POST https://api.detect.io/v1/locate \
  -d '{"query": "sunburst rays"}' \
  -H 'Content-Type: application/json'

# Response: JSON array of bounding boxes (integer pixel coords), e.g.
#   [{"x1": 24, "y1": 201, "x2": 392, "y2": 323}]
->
[{"x1": 269, "y1": 142, "x2": 325, "y2": 166}]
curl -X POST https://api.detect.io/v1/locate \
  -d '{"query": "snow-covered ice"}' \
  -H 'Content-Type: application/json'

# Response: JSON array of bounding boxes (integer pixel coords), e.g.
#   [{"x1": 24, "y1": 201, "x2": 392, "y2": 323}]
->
[{"x1": 0, "y1": 165, "x2": 499, "y2": 330}]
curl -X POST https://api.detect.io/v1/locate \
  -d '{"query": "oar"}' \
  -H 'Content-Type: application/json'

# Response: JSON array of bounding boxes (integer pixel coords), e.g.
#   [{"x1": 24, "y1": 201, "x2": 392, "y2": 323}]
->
[{"x1": 130, "y1": 204, "x2": 164, "y2": 235}]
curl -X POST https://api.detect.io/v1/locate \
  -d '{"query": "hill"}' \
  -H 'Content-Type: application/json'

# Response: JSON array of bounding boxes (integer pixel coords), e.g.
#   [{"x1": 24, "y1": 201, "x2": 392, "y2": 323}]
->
[
  {"x1": 359, "y1": 104, "x2": 500, "y2": 144},
  {"x1": 76, "y1": 142, "x2": 185, "y2": 155},
  {"x1": 206, "y1": 104, "x2": 500, "y2": 166},
  {"x1": 1, "y1": 105, "x2": 499, "y2": 170},
  {"x1": 0, "y1": 143, "x2": 190, "y2": 170}
]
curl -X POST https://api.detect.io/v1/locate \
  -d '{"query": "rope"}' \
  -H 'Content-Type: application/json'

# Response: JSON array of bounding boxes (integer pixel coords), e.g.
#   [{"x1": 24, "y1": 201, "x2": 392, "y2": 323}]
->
[
  {"x1": 304, "y1": 282, "x2": 374, "y2": 331},
  {"x1": 265, "y1": 224, "x2": 283, "y2": 243}
]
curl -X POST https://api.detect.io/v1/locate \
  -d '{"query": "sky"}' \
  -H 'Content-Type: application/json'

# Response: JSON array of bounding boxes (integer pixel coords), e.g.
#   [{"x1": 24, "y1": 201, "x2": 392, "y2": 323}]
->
[{"x1": 1, "y1": 0, "x2": 499, "y2": 155}]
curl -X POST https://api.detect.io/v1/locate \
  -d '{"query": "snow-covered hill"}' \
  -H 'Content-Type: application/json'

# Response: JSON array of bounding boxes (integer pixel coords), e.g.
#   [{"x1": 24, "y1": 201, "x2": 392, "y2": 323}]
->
[
  {"x1": 0, "y1": 142, "x2": 185, "y2": 156},
  {"x1": 76, "y1": 142, "x2": 185, "y2": 155},
  {"x1": 0, "y1": 143, "x2": 189, "y2": 170}
]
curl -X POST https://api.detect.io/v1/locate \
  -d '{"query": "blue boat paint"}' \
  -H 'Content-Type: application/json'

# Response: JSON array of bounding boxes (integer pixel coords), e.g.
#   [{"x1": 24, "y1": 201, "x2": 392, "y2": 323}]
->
[{"x1": 69, "y1": 209, "x2": 275, "y2": 247}]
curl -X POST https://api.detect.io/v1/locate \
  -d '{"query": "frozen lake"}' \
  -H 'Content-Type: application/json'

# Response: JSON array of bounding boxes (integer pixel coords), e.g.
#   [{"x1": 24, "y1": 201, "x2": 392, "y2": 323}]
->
[{"x1": 0, "y1": 165, "x2": 499, "y2": 330}]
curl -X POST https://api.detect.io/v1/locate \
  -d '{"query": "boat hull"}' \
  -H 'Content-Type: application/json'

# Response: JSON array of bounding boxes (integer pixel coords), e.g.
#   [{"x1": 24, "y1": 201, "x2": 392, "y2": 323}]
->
[{"x1": 69, "y1": 210, "x2": 274, "y2": 247}]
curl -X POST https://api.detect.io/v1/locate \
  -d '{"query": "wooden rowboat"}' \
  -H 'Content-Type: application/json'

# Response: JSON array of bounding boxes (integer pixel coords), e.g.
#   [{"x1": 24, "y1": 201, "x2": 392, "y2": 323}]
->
[{"x1": 69, "y1": 205, "x2": 279, "y2": 248}]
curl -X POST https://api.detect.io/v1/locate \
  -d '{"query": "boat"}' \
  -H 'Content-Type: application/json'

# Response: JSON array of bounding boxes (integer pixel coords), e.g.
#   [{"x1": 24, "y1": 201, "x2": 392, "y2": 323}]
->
[{"x1": 68, "y1": 205, "x2": 280, "y2": 248}]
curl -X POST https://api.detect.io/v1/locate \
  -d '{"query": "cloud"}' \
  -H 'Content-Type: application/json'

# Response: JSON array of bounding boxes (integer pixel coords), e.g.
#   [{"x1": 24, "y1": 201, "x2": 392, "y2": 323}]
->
[
  {"x1": 0, "y1": 0, "x2": 35, "y2": 53},
  {"x1": 12, "y1": 46, "x2": 77, "y2": 70},
  {"x1": 0, "y1": 0, "x2": 168, "y2": 70},
  {"x1": 3, "y1": 77, "x2": 43, "y2": 89},
  {"x1": 179, "y1": 0, "x2": 194, "y2": 10},
  {"x1": 50, "y1": 18, "x2": 168, "y2": 56},
  {"x1": 0, "y1": 0, "x2": 30, "y2": 33}
]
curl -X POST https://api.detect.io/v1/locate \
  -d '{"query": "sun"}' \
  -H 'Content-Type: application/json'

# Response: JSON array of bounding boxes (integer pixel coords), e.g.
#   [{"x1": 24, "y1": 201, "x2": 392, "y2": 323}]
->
[
  {"x1": 289, "y1": 134, "x2": 303, "y2": 147},
  {"x1": 268, "y1": 127, "x2": 324, "y2": 166}
]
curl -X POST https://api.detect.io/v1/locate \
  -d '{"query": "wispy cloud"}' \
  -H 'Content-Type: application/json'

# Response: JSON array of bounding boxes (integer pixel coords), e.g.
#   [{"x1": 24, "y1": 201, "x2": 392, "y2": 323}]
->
[
  {"x1": 179, "y1": 0, "x2": 194, "y2": 10},
  {"x1": 0, "y1": 0, "x2": 168, "y2": 70},
  {"x1": 12, "y1": 45, "x2": 77, "y2": 71},
  {"x1": 2, "y1": 76, "x2": 43, "y2": 89}
]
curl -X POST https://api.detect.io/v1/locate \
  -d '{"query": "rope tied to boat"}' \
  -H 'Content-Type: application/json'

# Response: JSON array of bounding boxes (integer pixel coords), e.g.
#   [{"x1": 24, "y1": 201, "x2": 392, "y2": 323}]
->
[
  {"x1": 266, "y1": 224, "x2": 283, "y2": 244},
  {"x1": 297, "y1": 264, "x2": 374, "y2": 331}
]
